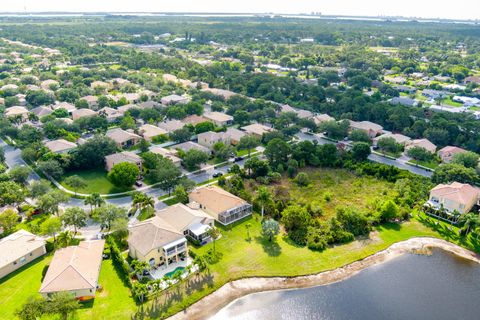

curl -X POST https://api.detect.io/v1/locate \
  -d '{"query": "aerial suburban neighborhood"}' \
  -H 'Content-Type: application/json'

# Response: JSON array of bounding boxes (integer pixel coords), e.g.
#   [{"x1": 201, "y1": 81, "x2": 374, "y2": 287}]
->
[{"x1": 0, "y1": 3, "x2": 480, "y2": 320}]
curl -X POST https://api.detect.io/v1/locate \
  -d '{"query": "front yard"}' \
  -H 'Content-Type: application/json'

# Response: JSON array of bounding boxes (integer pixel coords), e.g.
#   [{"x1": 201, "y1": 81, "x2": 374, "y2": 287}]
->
[{"x1": 60, "y1": 168, "x2": 133, "y2": 195}]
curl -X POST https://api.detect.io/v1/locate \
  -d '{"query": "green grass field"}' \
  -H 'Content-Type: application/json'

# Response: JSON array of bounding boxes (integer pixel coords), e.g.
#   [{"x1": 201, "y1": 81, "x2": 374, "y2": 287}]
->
[{"x1": 60, "y1": 168, "x2": 132, "y2": 195}]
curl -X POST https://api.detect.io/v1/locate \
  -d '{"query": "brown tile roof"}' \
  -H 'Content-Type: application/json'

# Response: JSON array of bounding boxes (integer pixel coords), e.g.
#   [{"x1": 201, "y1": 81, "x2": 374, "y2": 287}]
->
[
  {"x1": 39, "y1": 240, "x2": 105, "y2": 293},
  {"x1": 189, "y1": 186, "x2": 248, "y2": 216},
  {"x1": 128, "y1": 217, "x2": 184, "y2": 256}
]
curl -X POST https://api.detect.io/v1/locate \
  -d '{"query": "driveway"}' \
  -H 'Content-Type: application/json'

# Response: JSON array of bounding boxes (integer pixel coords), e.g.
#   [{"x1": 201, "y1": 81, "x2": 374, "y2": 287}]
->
[{"x1": 0, "y1": 138, "x2": 41, "y2": 182}]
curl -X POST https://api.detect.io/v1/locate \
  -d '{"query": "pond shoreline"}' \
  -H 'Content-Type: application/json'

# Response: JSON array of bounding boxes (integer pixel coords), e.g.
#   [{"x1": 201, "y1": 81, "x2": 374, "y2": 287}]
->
[{"x1": 167, "y1": 237, "x2": 479, "y2": 320}]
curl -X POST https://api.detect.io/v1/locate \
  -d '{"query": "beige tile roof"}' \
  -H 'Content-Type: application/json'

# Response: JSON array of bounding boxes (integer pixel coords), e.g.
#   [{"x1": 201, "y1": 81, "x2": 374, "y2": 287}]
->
[
  {"x1": 150, "y1": 146, "x2": 181, "y2": 164},
  {"x1": 438, "y1": 146, "x2": 467, "y2": 156},
  {"x1": 373, "y1": 133, "x2": 411, "y2": 145},
  {"x1": 405, "y1": 139, "x2": 437, "y2": 153},
  {"x1": 139, "y1": 124, "x2": 168, "y2": 139},
  {"x1": 349, "y1": 120, "x2": 383, "y2": 132},
  {"x1": 224, "y1": 128, "x2": 246, "y2": 142},
  {"x1": 31, "y1": 106, "x2": 53, "y2": 117},
  {"x1": 241, "y1": 123, "x2": 274, "y2": 136},
  {"x1": 105, "y1": 151, "x2": 142, "y2": 165},
  {"x1": 189, "y1": 186, "x2": 249, "y2": 216},
  {"x1": 72, "y1": 108, "x2": 97, "y2": 119},
  {"x1": 39, "y1": 240, "x2": 104, "y2": 293},
  {"x1": 45, "y1": 139, "x2": 77, "y2": 153},
  {"x1": 204, "y1": 112, "x2": 234, "y2": 123},
  {"x1": 155, "y1": 203, "x2": 213, "y2": 232},
  {"x1": 5, "y1": 106, "x2": 29, "y2": 116},
  {"x1": 313, "y1": 114, "x2": 335, "y2": 124},
  {"x1": 430, "y1": 182, "x2": 480, "y2": 207},
  {"x1": 181, "y1": 114, "x2": 209, "y2": 126},
  {"x1": 128, "y1": 216, "x2": 184, "y2": 256},
  {"x1": 158, "y1": 120, "x2": 185, "y2": 132},
  {"x1": 202, "y1": 88, "x2": 237, "y2": 100},
  {"x1": 52, "y1": 102, "x2": 76, "y2": 112},
  {"x1": 0, "y1": 230, "x2": 45, "y2": 269},
  {"x1": 106, "y1": 128, "x2": 141, "y2": 144}
]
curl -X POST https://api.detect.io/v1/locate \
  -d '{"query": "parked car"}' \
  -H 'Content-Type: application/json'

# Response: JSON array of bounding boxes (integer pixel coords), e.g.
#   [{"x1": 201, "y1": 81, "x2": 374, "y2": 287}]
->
[
  {"x1": 234, "y1": 156, "x2": 244, "y2": 162},
  {"x1": 213, "y1": 172, "x2": 223, "y2": 178},
  {"x1": 135, "y1": 181, "x2": 143, "y2": 187}
]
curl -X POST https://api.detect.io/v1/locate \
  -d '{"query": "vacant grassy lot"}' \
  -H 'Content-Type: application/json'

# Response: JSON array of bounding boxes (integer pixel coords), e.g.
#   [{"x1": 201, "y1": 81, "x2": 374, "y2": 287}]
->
[
  {"x1": 60, "y1": 168, "x2": 132, "y2": 195},
  {"x1": 276, "y1": 167, "x2": 394, "y2": 219}
]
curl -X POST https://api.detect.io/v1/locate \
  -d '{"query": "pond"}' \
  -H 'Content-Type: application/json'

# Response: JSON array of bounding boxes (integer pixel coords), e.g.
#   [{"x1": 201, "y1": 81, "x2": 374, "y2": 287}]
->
[{"x1": 211, "y1": 249, "x2": 480, "y2": 320}]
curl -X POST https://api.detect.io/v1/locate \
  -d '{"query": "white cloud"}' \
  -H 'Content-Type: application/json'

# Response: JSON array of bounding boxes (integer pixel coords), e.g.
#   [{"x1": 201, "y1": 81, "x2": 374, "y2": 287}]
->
[{"x1": 2, "y1": 0, "x2": 480, "y2": 20}]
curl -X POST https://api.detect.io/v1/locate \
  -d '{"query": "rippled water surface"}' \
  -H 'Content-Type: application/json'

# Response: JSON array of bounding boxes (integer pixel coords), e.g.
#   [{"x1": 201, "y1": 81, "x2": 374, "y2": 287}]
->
[{"x1": 211, "y1": 250, "x2": 480, "y2": 320}]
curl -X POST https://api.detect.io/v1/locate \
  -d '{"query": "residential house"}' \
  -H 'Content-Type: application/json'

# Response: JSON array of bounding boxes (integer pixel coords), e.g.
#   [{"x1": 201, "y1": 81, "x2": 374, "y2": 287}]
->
[
  {"x1": 45, "y1": 139, "x2": 77, "y2": 154},
  {"x1": 138, "y1": 100, "x2": 162, "y2": 109},
  {"x1": 39, "y1": 240, "x2": 105, "y2": 299},
  {"x1": 405, "y1": 139, "x2": 437, "y2": 154},
  {"x1": 203, "y1": 112, "x2": 234, "y2": 126},
  {"x1": 150, "y1": 146, "x2": 182, "y2": 167},
  {"x1": 52, "y1": 102, "x2": 76, "y2": 114},
  {"x1": 5, "y1": 106, "x2": 29, "y2": 121},
  {"x1": 157, "y1": 120, "x2": 185, "y2": 133},
  {"x1": 31, "y1": 106, "x2": 53, "y2": 118},
  {"x1": 138, "y1": 124, "x2": 168, "y2": 141},
  {"x1": 422, "y1": 89, "x2": 449, "y2": 100},
  {"x1": 80, "y1": 95, "x2": 99, "y2": 109},
  {"x1": 465, "y1": 76, "x2": 480, "y2": 85},
  {"x1": 452, "y1": 96, "x2": 480, "y2": 107},
  {"x1": 437, "y1": 146, "x2": 468, "y2": 163},
  {"x1": 349, "y1": 120, "x2": 383, "y2": 139},
  {"x1": 427, "y1": 182, "x2": 480, "y2": 214},
  {"x1": 313, "y1": 114, "x2": 335, "y2": 125},
  {"x1": 197, "y1": 131, "x2": 230, "y2": 149},
  {"x1": 117, "y1": 104, "x2": 137, "y2": 115},
  {"x1": 202, "y1": 88, "x2": 237, "y2": 100},
  {"x1": 128, "y1": 216, "x2": 188, "y2": 268},
  {"x1": 40, "y1": 79, "x2": 59, "y2": 90},
  {"x1": 72, "y1": 108, "x2": 97, "y2": 121},
  {"x1": 390, "y1": 97, "x2": 418, "y2": 107},
  {"x1": 189, "y1": 186, "x2": 253, "y2": 225},
  {"x1": 106, "y1": 128, "x2": 141, "y2": 148},
  {"x1": 160, "y1": 94, "x2": 190, "y2": 105},
  {"x1": 241, "y1": 123, "x2": 274, "y2": 138},
  {"x1": 174, "y1": 141, "x2": 211, "y2": 155},
  {"x1": 373, "y1": 133, "x2": 411, "y2": 146},
  {"x1": 394, "y1": 85, "x2": 416, "y2": 94},
  {"x1": 90, "y1": 80, "x2": 112, "y2": 91},
  {"x1": 156, "y1": 203, "x2": 214, "y2": 245},
  {"x1": 98, "y1": 107, "x2": 122, "y2": 122},
  {"x1": 105, "y1": 151, "x2": 143, "y2": 172},
  {"x1": 0, "y1": 230, "x2": 46, "y2": 279},
  {"x1": 182, "y1": 114, "x2": 209, "y2": 126},
  {"x1": 279, "y1": 104, "x2": 313, "y2": 119},
  {"x1": 224, "y1": 128, "x2": 246, "y2": 145}
]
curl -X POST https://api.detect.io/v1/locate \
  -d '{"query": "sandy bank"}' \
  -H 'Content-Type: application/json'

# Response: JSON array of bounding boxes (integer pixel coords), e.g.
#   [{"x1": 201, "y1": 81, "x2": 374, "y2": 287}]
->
[{"x1": 167, "y1": 237, "x2": 479, "y2": 320}]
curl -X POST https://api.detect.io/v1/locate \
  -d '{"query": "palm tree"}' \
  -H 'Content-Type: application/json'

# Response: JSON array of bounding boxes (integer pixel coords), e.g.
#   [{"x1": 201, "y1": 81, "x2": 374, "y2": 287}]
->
[
  {"x1": 459, "y1": 212, "x2": 479, "y2": 235},
  {"x1": 245, "y1": 223, "x2": 252, "y2": 241},
  {"x1": 207, "y1": 227, "x2": 221, "y2": 256},
  {"x1": 57, "y1": 230, "x2": 74, "y2": 248},
  {"x1": 140, "y1": 195, "x2": 155, "y2": 211},
  {"x1": 84, "y1": 193, "x2": 104, "y2": 214},
  {"x1": 255, "y1": 186, "x2": 272, "y2": 219}
]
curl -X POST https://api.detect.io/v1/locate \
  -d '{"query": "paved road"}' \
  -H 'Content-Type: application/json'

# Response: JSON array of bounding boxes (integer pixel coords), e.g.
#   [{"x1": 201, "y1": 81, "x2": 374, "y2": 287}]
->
[
  {"x1": 0, "y1": 138, "x2": 41, "y2": 182},
  {"x1": 295, "y1": 132, "x2": 433, "y2": 178}
]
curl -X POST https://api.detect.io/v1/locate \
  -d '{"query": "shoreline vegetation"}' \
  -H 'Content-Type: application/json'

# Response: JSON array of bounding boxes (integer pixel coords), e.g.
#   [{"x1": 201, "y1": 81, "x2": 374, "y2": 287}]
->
[{"x1": 168, "y1": 237, "x2": 480, "y2": 320}]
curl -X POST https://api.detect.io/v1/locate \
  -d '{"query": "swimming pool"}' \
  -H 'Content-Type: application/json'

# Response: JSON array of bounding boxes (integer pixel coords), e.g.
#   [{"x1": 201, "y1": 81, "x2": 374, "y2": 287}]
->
[{"x1": 165, "y1": 266, "x2": 185, "y2": 278}]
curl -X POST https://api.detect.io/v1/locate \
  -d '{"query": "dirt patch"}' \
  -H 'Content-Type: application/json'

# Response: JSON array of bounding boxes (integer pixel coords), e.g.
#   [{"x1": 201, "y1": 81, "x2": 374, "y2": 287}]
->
[{"x1": 167, "y1": 237, "x2": 479, "y2": 320}]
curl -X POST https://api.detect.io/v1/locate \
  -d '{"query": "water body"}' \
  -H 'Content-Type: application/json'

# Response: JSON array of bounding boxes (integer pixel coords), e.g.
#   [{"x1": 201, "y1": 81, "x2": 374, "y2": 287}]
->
[{"x1": 211, "y1": 249, "x2": 480, "y2": 320}]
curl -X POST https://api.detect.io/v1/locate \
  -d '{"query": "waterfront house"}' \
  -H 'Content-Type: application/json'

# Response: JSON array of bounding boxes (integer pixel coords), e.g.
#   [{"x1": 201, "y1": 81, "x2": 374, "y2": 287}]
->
[
  {"x1": 128, "y1": 216, "x2": 188, "y2": 268},
  {"x1": 427, "y1": 182, "x2": 480, "y2": 214},
  {"x1": 189, "y1": 186, "x2": 253, "y2": 225}
]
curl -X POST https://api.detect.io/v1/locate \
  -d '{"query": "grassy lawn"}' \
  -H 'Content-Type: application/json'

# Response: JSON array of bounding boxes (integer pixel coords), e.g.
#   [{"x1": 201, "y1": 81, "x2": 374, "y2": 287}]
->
[
  {"x1": 407, "y1": 159, "x2": 439, "y2": 170},
  {"x1": 443, "y1": 97, "x2": 464, "y2": 107},
  {"x1": 0, "y1": 255, "x2": 51, "y2": 320},
  {"x1": 60, "y1": 168, "x2": 132, "y2": 195},
  {"x1": 0, "y1": 257, "x2": 135, "y2": 320},
  {"x1": 260, "y1": 168, "x2": 395, "y2": 219}
]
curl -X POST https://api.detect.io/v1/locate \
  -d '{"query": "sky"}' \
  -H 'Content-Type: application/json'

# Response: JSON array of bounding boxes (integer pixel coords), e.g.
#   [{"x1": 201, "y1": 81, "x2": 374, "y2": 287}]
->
[{"x1": 2, "y1": 0, "x2": 480, "y2": 20}]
